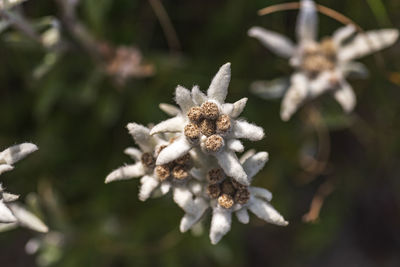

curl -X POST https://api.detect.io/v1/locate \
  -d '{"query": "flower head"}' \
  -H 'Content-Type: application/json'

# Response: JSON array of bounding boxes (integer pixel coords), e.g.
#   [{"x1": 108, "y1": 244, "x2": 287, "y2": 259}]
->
[
  {"x1": 150, "y1": 63, "x2": 264, "y2": 185},
  {"x1": 0, "y1": 143, "x2": 48, "y2": 233},
  {"x1": 106, "y1": 63, "x2": 287, "y2": 244},
  {"x1": 249, "y1": 0, "x2": 399, "y2": 121}
]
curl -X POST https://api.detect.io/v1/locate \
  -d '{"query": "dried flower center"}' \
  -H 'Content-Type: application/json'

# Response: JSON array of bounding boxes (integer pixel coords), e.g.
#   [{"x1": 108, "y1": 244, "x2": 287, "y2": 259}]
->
[
  {"x1": 187, "y1": 106, "x2": 203, "y2": 123},
  {"x1": 216, "y1": 114, "x2": 231, "y2": 134},
  {"x1": 201, "y1": 102, "x2": 219, "y2": 120},
  {"x1": 141, "y1": 152, "x2": 155, "y2": 168},
  {"x1": 206, "y1": 168, "x2": 250, "y2": 208},
  {"x1": 155, "y1": 151, "x2": 192, "y2": 182},
  {"x1": 200, "y1": 119, "x2": 216, "y2": 137},
  {"x1": 301, "y1": 38, "x2": 337, "y2": 78},
  {"x1": 204, "y1": 134, "x2": 224, "y2": 153},
  {"x1": 184, "y1": 123, "x2": 200, "y2": 143}
]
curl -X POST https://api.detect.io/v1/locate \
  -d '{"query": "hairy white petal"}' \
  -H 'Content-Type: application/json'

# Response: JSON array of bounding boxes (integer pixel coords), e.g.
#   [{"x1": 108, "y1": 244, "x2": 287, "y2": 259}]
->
[
  {"x1": 248, "y1": 198, "x2": 288, "y2": 226},
  {"x1": 156, "y1": 136, "x2": 192, "y2": 165},
  {"x1": 180, "y1": 202, "x2": 208, "y2": 233},
  {"x1": 0, "y1": 200, "x2": 16, "y2": 223},
  {"x1": 159, "y1": 103, "x2": 181, "y2": 116},
  {"x1": 296, "y1": 0, "x2": 318, "y2": 43},
  {"x1": 210, "y1": 206, "x2": 232, "y2": 245},
  {"x1": 230, "y1": 98, "x2": 248, "y2": 118},
  {"x1": 239, "y1": 149, "x2": 256, "y2": 164},
  {"x1": 333, "y1": 80, "x2": 356, "y2": 113},
  {"x1": 207, "y1": 63, "x2": 231, "y2": 103},
  {"x1": 175, "y1": 85, "x2": 194, "y2": 114},
  {"x1": 123, "y1": 147, "x2": 142, "y2": 161},
  {"x1": 173, "y1": 186, "x2": 208, "y2": 215},
  {"x1": 105, "y1": 163, "x2": 145, "y2": 183},
  {"x1": 191, "y1": 85, "x2": 207, "y2": 105},
  {"x1": 126, "y1": 123, "x2": 153, "y2": 151},
  {"x1": 0, "y1": 143, "x2": 38, "y2": 165},
  {"x1": 138, "y1": 175, "x2": 159, "y2": 201},
  {"x1": 160, "y1": 181, "x2": 171, "y2": 195},
  {"x1": 229, "y1": 120, "x2": 264, "y2": 141},
  {"x1": 338, "y1": 29, "x2": 399, "y2": 61},
  {"x1": 333, "y1": 24, "x2": 356, "y2": 45},
  {"x1": 242, "y1": 152, "x2": 269, "y2": 181},
  {"x1": 2, "y1": 192, "x2": 19, "y2": 202},
  {"x1": 251, "y1": 78, "x2": 290, "y2": 100},
  {"x1": 0, "y1": 164, "x2": 14, "y2": 175},
  {"x1": 216, "y1": 150, "x2": 249, "y2": 185},
  {"x1": 308, "y1": 71, "x2": 335, "y2": 97},
  {"x1": 226, "y1": 139, "x2": 244, "y2": 153},
  {"x1": 249, "y1": 187, "x2": 273, "y2": 202},
  {"x1": 8, "y1": 203, "x2": 48, "y2": 232},
  {"x1": 280, "y1": 72, "x2": 308, "y2": 121},
  {"x1": 235, "y1": 208, "x2": 250, "y2": 224},
  {"x1": 248, "y1": 27, "x2": 295, "y2": 58},
  {"x1": 150, "y1": 117, "x2": 185, "y2": 135}
]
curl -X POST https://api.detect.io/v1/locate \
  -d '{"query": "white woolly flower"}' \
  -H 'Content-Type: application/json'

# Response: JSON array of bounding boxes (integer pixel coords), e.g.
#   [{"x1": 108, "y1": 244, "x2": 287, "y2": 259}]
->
[
  {"x1": 178, "y1": 150, "x2": 288, "y2": 245},
  {"x1": 0, "y1": 143, "x2": 48, "y2": 233},
  {"x1": 249, "y1": 0, "x2": 399, "y2": 121},
  {"x1": 105, "y1": 123, "x2": 197, "y2": 202},
  {"x1": 150, "y1": 63, "x2": 264, "y2": 185}
]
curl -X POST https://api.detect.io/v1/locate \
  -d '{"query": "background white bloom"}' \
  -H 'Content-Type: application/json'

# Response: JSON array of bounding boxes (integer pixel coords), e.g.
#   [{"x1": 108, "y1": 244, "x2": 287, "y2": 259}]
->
[{"x1": 249, "y1": 0, "x2": 399, "y2": 121}]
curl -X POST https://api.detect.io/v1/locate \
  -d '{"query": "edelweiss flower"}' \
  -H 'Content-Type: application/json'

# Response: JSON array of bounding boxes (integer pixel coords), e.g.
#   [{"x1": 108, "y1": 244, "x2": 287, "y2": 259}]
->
[
  {"x1": 178, "y1": 150, "x2": 288, "y2": 244},
  {"x1": 105, "y1": 123, "x2": 197, "y2": 202},
  {"x1": 249, "y1": 0, "x2": 399, "y2": 121},
  {"x1": 150, "y1": 63, "x2": 264, "y2": 185},
  {"x1": 0, "y1": 143, "x2": 48, "y2": 233}
]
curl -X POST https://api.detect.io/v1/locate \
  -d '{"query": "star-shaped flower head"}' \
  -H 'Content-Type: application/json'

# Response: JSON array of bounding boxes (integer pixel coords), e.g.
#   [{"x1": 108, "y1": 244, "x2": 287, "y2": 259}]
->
[
  {"x1": 249, "y1": 0, "x2": 399, "y2": 121},
  {"x1": 105, "y1": 123, "x2": 197, "y2": 201},
  {"x1": 0, "y1": 143, "x2": 48, "y2": 233},
  {"x1": 177, "y1": 150, "x2": 288, "y2": 244},
  {"x1": 150, "y1": 63, "x2": 264, "y2": 186}
]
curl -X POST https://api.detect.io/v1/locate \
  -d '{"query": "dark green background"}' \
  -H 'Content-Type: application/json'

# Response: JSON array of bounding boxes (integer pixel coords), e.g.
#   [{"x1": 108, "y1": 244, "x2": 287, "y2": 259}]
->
[{"x1": 0, "y1": 0, "x2": 399, "y2": 266}]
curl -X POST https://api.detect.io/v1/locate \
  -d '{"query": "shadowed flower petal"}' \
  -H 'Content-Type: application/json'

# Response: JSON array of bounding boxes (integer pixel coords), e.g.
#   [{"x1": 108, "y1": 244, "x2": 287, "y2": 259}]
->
[
  {"x1": 123, "y1": 147, "x2": 142, "y2": 161},
  {"x1": 333, "y1": 80, "x2": 356, "y2": 112},
  {"x1": 242, "y1": 152, "x2": 269, "y2": 181},
  {"x1": 249, "y1": 187, "x2": 273, "y2": 202},
  {"x1": 105, "y1": 163, "x2": 145, "y2": 183},
  {"x1": 248, "y1": 27, "x2": 295, "y2": 58},
  {"x1": 226, "y1": 139, "x2": 244, "y2": 153},
  {"x1": 156, "y1": 136, "x2": 192, "y2": 165},
  {"x1": 229, "y1": 98, "x2": 248, "y2": 118},
  {"x1": 127, "y1": 123, "x2": 153, "y2": 151},
  {"x1": 0, "y1": 164, "x2": 14, "y2": 175},
  {"x1": 210, "y1": 206, "x2": 232, "y2": 245},
  {"x1": 207, "y1": 63, "x2": 231, "y2": 103},
  {"x1": 235, "y1": 208, "x2": 250, "y2": 224}
]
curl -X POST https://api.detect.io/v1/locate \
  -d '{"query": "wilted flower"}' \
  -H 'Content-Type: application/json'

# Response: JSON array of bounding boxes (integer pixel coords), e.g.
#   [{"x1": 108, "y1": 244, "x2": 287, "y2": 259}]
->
[
  {"x1": 249, "y1": 0, "x2": 399, "y2": 121},
  {"x1": 0, "y1": 143, "x2": 48, "y2": 233},
  {"x1": 106, "y1": 63, "x2": 287, "y2": 244}
]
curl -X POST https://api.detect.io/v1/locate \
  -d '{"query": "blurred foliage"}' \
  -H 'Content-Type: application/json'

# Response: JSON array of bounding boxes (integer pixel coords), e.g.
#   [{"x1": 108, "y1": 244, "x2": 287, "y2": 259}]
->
[{"x1": 0, "y1": 0, "x2": 400, "y2": 266}]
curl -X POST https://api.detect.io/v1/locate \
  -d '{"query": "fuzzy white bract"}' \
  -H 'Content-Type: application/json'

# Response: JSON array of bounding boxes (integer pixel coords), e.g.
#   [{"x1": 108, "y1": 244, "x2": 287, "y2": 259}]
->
[
  {"x1": 106, "y1": 63, "x2": 287, "y2": 244},
  {"x1": 0, "y1": 143, "x2": 48, "y2": 233},
  {"x1": 249, "y1": 0, "x2": 399, "y2": 121}
]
